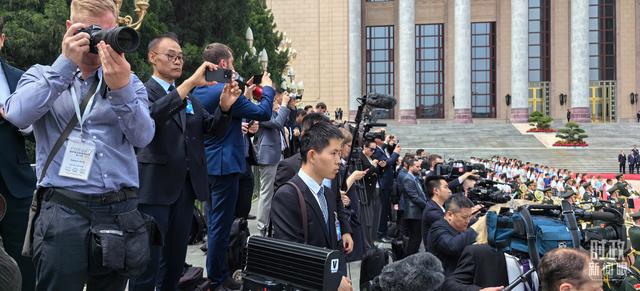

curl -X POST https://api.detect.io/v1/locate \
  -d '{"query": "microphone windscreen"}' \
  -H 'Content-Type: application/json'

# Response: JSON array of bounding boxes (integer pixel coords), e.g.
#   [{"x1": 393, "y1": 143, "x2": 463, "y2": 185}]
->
[
  {"x1": 374, "y1": 252, "x2": 445, "y2": 291},
  {"x1": 365, "y1": 93, "x2": 397, "y2": 109}
]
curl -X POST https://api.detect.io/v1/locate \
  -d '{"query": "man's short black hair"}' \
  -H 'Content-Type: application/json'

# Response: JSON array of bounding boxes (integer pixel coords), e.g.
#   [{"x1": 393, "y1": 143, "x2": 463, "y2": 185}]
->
[
  {"x1": 148, "y1": 32, "x2": 180, "y2": 52},
  {"x1": 299, "y1": 122, "x2": 343, "y2": 163},
  {"x1": 315, "y1": 102, "x2": 327, "y2": 110},
  {"x1": 304, "y1": 105, "x2": 313, "y2": 111},
  {"x1": 403, "y1": 156, "x2": 417, "y2": 169},
  {"x1": 295, "y1": 108, "x2": 307, "y2": 118},
  {"x1": 425, "y1": 175, "x2": 447, "y2": 198},
  {"x1": 444, "y1": 195, "x2": 474, "y2": 212},
  {"x1": 539, "y1": 248, "x2": 591, "y2": 291},
  {"x1": 202, "y1": 42, "x2": 233, "y2": 64},
  {"x1": 301, "y1": 112, "x2": 330, "y2": 133},
  {"x1": 416, "y1": 149, "x2": 425, "y2": 156},
  {"x1": 428, "y1": 154, "x2": 443, "y2": 167}
]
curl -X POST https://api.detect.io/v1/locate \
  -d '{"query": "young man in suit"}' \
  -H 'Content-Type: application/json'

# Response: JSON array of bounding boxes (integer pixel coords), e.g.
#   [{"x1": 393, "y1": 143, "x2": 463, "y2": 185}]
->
[
  {"x1": 426, "y1": 195, "x2": 477, "y2": 275},
  {"x1": 191, "y1": 42, "x2": 275, "y2": 291},
  {"x1": 360, "y1": 140, "x2": 381, "y2": 246},
  {"x1": 619, "y1": 151, "x2": 627, "y2": 174},
  {"x1": 372, "y1": 134, "x2": 400, "y2": 241},
  {"x1": 0, "y1": 17, "x2": 37, "y2": 291},
  {"x1": 254, "y1": 91, "x2": 291, "y2": 236},
  {"x1": 270, "y1": 121, "x2": 353, "y2": 291},
  {"x1": 399, "y1": 157, "x2": 427, "y2": 255},
  {"x1": 421, "y1": 175, "x2": 452, "y2": 249},
  {"x1": 129, "y1": 34, "x2": 239, "y2": 291}
]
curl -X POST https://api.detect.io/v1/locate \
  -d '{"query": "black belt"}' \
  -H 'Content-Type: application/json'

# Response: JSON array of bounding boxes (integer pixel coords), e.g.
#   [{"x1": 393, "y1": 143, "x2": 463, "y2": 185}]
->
[{"x1": 43, "y1": 187, "x2": 137, "y2": 205}]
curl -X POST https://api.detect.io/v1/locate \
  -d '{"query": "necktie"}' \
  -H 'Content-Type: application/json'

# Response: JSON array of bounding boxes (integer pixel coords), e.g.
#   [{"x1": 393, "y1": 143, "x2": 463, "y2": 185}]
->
[
  {"x1": 317, "y1": 187, "x2": 329, "y2": 226},
  {"x1": 168, "y1": 84, "x2": 175, "y2": 92}
]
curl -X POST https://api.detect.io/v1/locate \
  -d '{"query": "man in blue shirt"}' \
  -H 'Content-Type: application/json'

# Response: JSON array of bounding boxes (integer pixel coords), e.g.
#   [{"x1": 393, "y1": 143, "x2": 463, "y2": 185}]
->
[
  {"x1": 191, "y1": 42, "x2": 275, "y2": 291},
  {"x1": 2, "y1": 1, "x2": 154, "y2": 289}
]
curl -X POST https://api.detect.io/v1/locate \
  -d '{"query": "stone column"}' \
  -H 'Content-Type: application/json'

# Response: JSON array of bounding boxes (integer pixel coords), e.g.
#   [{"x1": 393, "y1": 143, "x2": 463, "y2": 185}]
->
[
  {"x1": 398, "y1": 0, "x2": 417, "y2": 124},
  {"x1": 510, "y1": 0, "x2": 529, "y2": 122},
  {"x1": 570, "y1": 0, "x2": 591, "y2": 122},
  {"x1": 454, "y1": 0, "x2": 472, "y2": 123},
  {"x1": 348, "y1": 0, "x2": 362, "y2": 120}
]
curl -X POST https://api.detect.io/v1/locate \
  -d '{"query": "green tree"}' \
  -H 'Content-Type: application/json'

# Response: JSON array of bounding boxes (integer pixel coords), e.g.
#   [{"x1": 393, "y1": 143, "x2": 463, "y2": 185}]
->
[
  {"x1": 528, "y1": 111, "x2": 553, "y2": 130},
  {"x1": 556, "y1": 122, "x2": 588, "y2": 144}
]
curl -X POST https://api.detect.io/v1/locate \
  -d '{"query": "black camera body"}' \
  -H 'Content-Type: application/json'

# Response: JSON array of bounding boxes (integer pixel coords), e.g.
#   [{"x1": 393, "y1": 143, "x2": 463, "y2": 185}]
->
[
  {"x1": 77, "y1": 25, "x2": 140, "y2": 54},
  {"x1": 364, "y1": 131, "x2": 385, "y2": 142}
]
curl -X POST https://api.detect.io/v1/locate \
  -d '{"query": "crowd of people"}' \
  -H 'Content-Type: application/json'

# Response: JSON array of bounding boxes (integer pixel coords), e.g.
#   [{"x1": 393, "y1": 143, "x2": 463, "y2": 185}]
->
[{"x1": 0, "y1": 1, "x2": 633, "y2": 291}]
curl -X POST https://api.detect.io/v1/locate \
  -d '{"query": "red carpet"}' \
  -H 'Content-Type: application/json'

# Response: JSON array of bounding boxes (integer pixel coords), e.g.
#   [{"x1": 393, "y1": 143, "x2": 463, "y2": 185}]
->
[{"x1": 584, "y1": 173, "x2": 640, "y2": 180}]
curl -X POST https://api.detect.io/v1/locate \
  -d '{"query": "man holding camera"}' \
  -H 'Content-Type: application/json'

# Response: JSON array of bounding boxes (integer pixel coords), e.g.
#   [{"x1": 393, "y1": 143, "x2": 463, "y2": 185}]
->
[
  {"x1": 3, "y1": 0, "x2": 155, "y2": 289},
  {"x1": 129, "y1": 34, "x2": 240, "y2": 291},
  {"x1": 191, "y1": 42, "x2": 275, "y2": 291},
  {"x1": 399, "y1": 157, "x2": 427, "y2": 255},
  {"x1": 372, "y1": 133, "x2": 401, "y2": 242},
  {"x1": 254, "y1": 91, "x2": 291, "y2": 236}
]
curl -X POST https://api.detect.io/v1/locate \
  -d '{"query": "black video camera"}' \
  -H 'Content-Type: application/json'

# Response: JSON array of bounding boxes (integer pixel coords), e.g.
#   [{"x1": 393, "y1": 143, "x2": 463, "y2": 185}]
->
[
  {"x1": 77, "y1": 25, "x2": 140, "y2": 54},
  {"x1": 364, "y1": 131, "x2": 385, "y2": 142},
  {"x1": 467, "y1": 180, "x2": 511, "y2": 213}
]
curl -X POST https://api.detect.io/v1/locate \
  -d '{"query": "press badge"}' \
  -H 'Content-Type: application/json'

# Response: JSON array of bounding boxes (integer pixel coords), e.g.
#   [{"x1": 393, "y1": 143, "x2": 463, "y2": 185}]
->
[
  {"x1": 186, "y1": 98, "x2": 194, "y2": 115},
  {"x1": 334, "y1": 212, "x2": 341, "y2": 241},
  {"x1": 59, "y1": 133, "x2": 96, "y2": 181}
]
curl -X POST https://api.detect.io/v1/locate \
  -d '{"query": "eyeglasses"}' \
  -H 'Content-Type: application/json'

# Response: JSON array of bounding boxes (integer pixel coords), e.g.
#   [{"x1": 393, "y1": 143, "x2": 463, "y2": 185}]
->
[
  {"x1": 367, "y1": 147, "x2": 376, "y2": 151},
  {"x1": 153, "y1": 51, "x2": 184, "y2": 63}
]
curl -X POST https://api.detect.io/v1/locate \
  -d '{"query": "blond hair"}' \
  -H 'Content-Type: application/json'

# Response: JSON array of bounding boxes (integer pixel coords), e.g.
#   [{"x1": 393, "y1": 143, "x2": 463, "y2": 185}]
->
[{"x1": 70, "y1": 0, "x2": 117, "y2": 23}]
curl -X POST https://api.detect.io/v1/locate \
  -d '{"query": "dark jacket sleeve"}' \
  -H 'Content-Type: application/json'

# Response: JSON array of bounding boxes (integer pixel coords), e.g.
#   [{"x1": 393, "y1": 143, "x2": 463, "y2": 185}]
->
[
  {"x1": 196, "y1": 97, "x2": 231, "y2": 138},
  {"x1": 439, "y1": 246, "x2": 483, "y2": 291},
  {"x1": 270, "y1": 184, "x2": 305, "y2": 243},
  {"x1": 448, "y1": 177, "x2": 462, "y2": 192},
  {"x1": 432, "y1": 226, "x2": 477, "y2": 256},
  {"x1": 335, "y1": 190, "x2": 352, "y2": 235},
  {"x1": 148, "y1": 89, "x2": 186, "y2": 122},
  {"x1": 403, "y1": 175, "x2": 427, "y2": 208},
  {"x1": 274, "y1": 158, "x2": 296, "y2": 191}
]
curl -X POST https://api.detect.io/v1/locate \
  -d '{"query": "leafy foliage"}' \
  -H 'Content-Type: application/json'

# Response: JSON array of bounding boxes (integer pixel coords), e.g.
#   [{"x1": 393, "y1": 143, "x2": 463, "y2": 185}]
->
[
  {"x1": 555, "y1": 122, "x2": 589, "y2": 144},
  {"x1": 528, "y1": 111, "x2": 553, "y2": 130},
  {"x1": 1, "y1": 0, "x2": 288, "y2": 84}
]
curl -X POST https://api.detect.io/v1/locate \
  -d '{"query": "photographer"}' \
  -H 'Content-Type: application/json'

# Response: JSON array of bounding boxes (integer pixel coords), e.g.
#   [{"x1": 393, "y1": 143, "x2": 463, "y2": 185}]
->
[
  {"x1": 449, "y1": 171, "x2": 480, "y2": 196},
  {"x1": 424, "y1": 154, "x2": 444, "y2": 177},
  {"x1": 3, "y1": 0, "x2": 155, "y2": 289},
  {"x1": 315, "y1": 102, "x2": 327, "y2": 114},
  {"x1": 372, "y1": 132, "x2": 401, "y2": 242},
  {"x1": 191, "y1": 42, "x2": 275, "y2": 290},
  {"x1": 360, "y1": 140, "x2": 382, "y2": 246},
  {"x1": 425, "y1": 195, "x2": 478, "y2": 275},
  {"x1": 254, "y1": 90, "x2": 290, "y2": 236},
  {"x1": 129, "y1": 34, "x2": 239, "y2": 290},
  {"x1": 270, "y1": 121, "x2": 353, "y2": 291},
  {"x1": 0, "y1": 16, "x2": 37, "y2": 291}
]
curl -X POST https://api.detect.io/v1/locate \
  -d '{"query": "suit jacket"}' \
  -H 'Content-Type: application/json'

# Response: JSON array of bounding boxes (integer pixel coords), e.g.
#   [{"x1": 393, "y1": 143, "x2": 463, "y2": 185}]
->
[
  {"x1": 422, "y1": 199, "x2": 445, "y2": 248},
  {"x1": 440, "y1": 244, "x2": 510, "y2": 291},
  {"x1": 373, "y1": 146, "x2": 399, "y2": 190},
  {"x1": 192, "y1": 83, "x2": 274, "y2": 176},
  {"x1": 271, "y1": 175, "x2": 342, "y2": 250},
  {"x1": 629, "y1": 154, "x2": 636, "y2": 164},
  {"x1": 0, "y1": 59, "x2": 36, "y2": 198},
  {"x1": 426, "y1": 218, "x2": 477, "y2": 276},
  {"x1": 253, "y1": 106, "x2": 290, "y2": 165},
  {"x1": 136, "y1": 78, "x2": 230, "y2": 204},
  {"x1": 619, "y1": 154, "x2": 627, "y2": 164},
  {"x1": 360, "y1": 153, "x2": 380, "y2": 199},
  {"x1": 397, "y1": 168, "x2": 408, "y2": 211},
  {"x1": 401, "y1": 171, "x2": 427, "y2": 220},
  {"x1": 274, "y1": 152, "x2": 302, "y2": 190}
]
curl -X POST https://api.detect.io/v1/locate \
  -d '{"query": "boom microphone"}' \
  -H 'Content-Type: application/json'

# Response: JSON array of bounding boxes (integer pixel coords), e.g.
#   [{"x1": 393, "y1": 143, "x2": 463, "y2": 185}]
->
[
  {"x1": 363, "y1": 93, "x2": 397, "y2": 109},
  {"x1": 367, "y1": 252, "x2": 445, "y2": 291}
]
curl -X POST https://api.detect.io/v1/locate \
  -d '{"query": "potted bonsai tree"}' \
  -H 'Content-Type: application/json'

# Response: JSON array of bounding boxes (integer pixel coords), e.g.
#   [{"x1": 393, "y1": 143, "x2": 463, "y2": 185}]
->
[
  {"x1": 527, "y1": 111, "x2": 556, "y2": 132},
  {"x1": 553, "y1": 122, "x2": 589, "y2": 147}
]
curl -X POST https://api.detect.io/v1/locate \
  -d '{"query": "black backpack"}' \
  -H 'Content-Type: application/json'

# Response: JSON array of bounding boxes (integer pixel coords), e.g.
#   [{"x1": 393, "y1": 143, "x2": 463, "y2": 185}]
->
[
  {"x1": 189, "y1": 206, "x2": 207, "y2": 245},
  {"x1": 228, "y1": 217, "x2": 250, "y2": 273}
]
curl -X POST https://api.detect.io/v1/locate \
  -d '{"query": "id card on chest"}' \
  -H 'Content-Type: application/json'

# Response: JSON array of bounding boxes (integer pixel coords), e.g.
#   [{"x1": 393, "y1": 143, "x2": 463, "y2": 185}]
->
[{"x1": 58, "y1": 132, "x2": 96, "y2": 181}]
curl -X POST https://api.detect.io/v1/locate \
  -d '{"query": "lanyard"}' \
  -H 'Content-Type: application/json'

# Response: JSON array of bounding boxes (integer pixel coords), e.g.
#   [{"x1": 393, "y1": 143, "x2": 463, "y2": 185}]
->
[{"x1": 69, "y1": 75, "x2": 102, "y2": 133}]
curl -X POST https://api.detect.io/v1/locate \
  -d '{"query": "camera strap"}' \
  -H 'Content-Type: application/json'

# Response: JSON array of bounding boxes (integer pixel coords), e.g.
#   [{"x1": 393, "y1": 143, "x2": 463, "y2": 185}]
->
[
  {"x1": 560, "y1": 199, "x2": 581, "y2": 249},
  {"x1": 69, "y1": 72, "x2": 103, "y2": 132},
  {"x1": 518, "y1": 206, "x2": 541, "y2": 269}
]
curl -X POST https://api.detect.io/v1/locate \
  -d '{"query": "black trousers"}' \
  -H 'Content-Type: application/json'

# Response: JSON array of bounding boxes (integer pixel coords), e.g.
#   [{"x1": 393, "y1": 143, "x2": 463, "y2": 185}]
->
[
  {"x1": 620, "y1": 163, "x2": 626, "y2": 173},
  {"x1": 630, "y1": 163, "x2": 635, "y2": 174},
  {"x1": 129, "y1": 177, "x2": 195, "y2": 291},
  {"x1": 235, "y1": 161, "x2": 255, "y2": 219},
  {"x1": 0, "y1": 176, "x2": 35, "y2": 291},
  {"x1": 377, "y1": 186, "x2": 392, "y2": 238},
  {"x1": 405, "y1": 218, "x2": 422, "y2": 256}
]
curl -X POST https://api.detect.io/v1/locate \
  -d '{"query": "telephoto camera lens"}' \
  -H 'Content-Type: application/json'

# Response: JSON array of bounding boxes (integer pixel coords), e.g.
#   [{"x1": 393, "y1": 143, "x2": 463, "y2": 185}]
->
[{"x1": 95, "y1": 26, "x2": 140, "y2": 54}]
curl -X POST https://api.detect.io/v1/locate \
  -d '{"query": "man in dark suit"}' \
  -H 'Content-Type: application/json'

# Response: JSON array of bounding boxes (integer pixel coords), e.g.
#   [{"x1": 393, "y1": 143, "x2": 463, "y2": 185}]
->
[
  {"x1": 619, "y1": 151, "x2": 627, "y2": 174},
  {"x1": 254, "y1": 92, "x2": 290, "y2": 235},
  {"x1": 270, "y1": 121, "x2": 353, "y2": 290},
  {"x1": 628, "y1": 152, "x2": 636, "y2": 174},
  {"x1": 273, "y1": 113, "x2": 330, "y2": 190},
  {"x1": 191, "y1": 43, "x2": 275, "y2": 291},
  {"x1": 0, "y1": 19, "x2": 37, "y2": 291},
  {"x1": 439, "y1": 244, "x2": 509, "y2": 291},
  {"x1": 421, "y1": 175, "x2": 451, "y2": 249},
  {"x1": 372, "y1": 135, "x2": 401, "y2": 241},
  {"x1": 129, "y1": 34, "x2": 237, "y2": 291},
  {"x1": 399, "y1": 157, "x2": 427, "y2": 255},
  {"x1": 235, "y1": 120, "x2": 259, "y2": 219},
  {"x1": 425, "y1": 195, "x2": 477, "y2": 275},
  {"x1": 360, "y1": 140, "x2": 382, "y2": 246}
]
